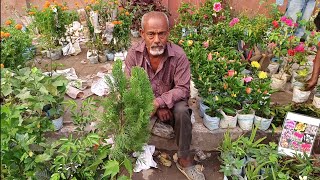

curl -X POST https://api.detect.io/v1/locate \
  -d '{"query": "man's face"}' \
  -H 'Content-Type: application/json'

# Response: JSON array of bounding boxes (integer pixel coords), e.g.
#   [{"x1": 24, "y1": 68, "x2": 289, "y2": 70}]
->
[{"x1": 140, "y1": 17, "x2": 169, "y2": 57}]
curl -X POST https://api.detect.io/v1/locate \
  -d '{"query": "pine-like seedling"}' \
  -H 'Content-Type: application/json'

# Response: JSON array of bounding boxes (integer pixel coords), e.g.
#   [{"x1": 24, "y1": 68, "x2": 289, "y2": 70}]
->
[{"x1": 100, "y1": 60, "x2": 154, "y2": 162}]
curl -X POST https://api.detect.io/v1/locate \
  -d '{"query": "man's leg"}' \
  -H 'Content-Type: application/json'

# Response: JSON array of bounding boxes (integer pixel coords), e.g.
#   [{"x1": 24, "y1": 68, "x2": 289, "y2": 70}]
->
[
  {"x1": 172, "y1": 100, "x2": 193, "y2": 164},
  {"x1": 285, "y1": 0, "x2": 305, "y2": 22},
  {"x1": 295, "y1": 0, "x2": 316, "y2": 37}
]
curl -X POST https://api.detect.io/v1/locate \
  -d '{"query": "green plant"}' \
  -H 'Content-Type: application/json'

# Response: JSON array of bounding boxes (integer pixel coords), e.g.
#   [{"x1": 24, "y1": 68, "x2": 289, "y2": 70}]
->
[
  {"x1": 1, "y1": 20, "x2": 33, "y2": 69},
  {"x1": 99, "y1": 60, "x2": 154, "y2": 162},
  {"x1": 0, "y1": 67, "x2": 67, "y2": 179}
]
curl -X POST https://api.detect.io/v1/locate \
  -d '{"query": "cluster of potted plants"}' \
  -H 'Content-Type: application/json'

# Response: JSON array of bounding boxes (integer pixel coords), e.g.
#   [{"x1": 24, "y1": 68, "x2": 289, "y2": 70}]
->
[{"x1": 219, "y1": 127, "x2": 320, "y2": 179}]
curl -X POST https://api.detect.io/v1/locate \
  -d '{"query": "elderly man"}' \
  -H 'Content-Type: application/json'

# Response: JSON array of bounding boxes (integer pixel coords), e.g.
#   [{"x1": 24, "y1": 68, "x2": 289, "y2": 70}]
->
[{"x1": 125, "y1": 11, "x2": 205, "y2": 180}]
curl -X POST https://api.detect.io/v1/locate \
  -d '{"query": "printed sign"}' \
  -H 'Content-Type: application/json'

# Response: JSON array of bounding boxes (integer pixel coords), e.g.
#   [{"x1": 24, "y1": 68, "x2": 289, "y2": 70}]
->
[{"x1": 278, "y1": 112, "x2": 320, "y2": 157}]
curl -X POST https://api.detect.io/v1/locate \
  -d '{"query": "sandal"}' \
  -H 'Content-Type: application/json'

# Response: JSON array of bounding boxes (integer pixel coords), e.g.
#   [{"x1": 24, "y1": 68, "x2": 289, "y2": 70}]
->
[{"x1": 176, "y1": 162, "x2": 205, "y2": 180}]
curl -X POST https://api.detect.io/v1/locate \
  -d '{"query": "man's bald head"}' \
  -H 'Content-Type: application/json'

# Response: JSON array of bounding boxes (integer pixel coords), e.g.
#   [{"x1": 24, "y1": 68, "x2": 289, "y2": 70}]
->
[{"x1": 141, "y1": 11, "x2": 169, "y2": 30}]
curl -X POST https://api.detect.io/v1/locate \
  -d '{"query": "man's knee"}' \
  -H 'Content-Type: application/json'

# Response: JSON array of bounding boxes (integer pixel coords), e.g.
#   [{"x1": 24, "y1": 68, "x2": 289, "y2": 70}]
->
[{"x1": 173, "y1": 101, "x2": 190, "y2": 115}]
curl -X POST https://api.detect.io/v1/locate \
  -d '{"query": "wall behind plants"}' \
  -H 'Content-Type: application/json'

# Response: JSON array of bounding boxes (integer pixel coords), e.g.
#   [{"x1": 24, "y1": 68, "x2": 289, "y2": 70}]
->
[{"x1": 0, "y1": 0, "x2": 292, "y2": 26}]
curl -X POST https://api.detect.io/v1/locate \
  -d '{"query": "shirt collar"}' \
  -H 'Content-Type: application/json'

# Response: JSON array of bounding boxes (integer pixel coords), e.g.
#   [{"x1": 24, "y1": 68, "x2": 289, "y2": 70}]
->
[{"x1": 136, "y1": 40, "x2": 175, "y2": 57}]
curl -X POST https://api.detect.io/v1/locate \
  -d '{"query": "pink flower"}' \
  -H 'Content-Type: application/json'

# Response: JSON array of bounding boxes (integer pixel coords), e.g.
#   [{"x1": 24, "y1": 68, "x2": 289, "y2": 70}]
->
[
  {"x1": 243, "y1": 76, "x2": 253, "y2": 83},
  {"x1": 203, "y1": 41, "x2": 209, "y2": 48},
  {"x1": 208, "y1": 52, "x2": 212, "y2": 61},
  {"x1": 280, "y1": 16, "x2": 287, "y2": 22},
  {"x1": 294, "y1": 132, "x2": 304, "y2": 139},
  {"x1": 268, "y1": 42, "x2": 277, "y2": 49},
  {"x1": 294, "y1": 23, "x2": 298, "y2": 27},
  {"x1": 294, "y1": 43, "x2": 305, "y2": 52},
  {"x1": 227, "y1": 70, "x2": 235, "y2": 77},
  {"x1": 213, "y1": 2, "x2": 222, "y2": 12},
  {"x1": 285, "y1": 18, "x2": 293, "y2": 27},
  {"x1": 229, "y1": 18, "x2": 240, "y2": 27},
  {"x1": 311, "y1": 31, "x2": 316, "y2": 36},
  {"x1": 301, "y1": 143, "x2": 311, "y2": 152}
]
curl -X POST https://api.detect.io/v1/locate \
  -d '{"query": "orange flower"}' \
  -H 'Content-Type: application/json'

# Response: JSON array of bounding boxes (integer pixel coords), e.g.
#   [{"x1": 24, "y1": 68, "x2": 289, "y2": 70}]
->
[
  {"x1": 4, "y1": 32, "x2": 10, "y2": 38},
  {"x1": 125, "y1": 11, "x2": 130, "y2": 16},
  {"x1": 119, "y1": 7, "x2": 124, "y2": 11},
  {"x1": 1, "y1": 31, "x2": 5, "y2": 38},
  {"x1": 44, "y1": 1, "x2": 50, "y2": 8},
  {"x1": 58, "y1": 3, "x2": 63, "y2": 7},
  {"x1": 5, "y1": 20, "x2": 12, "y2": 26},
  {"x1": 246, "y1": 87, "x2": 252, "y2": 94},
  {"x1": 112, "y1": 21, "x2": 121, "y2": 25},
  {"x1": 90, "y1": 0, "x2": 95, "y2": 3},
  {"x1": 263, "y1": 90, "x2": 268, "y2": 94},
  {"x1": 84, "y1": 0, "x2": 89, "y2": 3},
  {"x1": 28, "y1": 11, "x2": 35, "y2": 15},
  {"x1": 223, "y1": 83, "x2": 228, "y2": 90},
  {"x1": 178, "y1": 40, "x2": 184, "y2": 45},
  {"x1": 85, "y1": 6, "x2": 91, "y2": 10},
  {"x1": 62, "y1": 6, "x2": 68, "y2": 10},
  {"x1": 15, "y1": 24, "x2": 23, "y2": 30},
  {"x1": 118, "y1": 21, "x2": 122, "y2": 25},
  {"x1": 0, "y1": 64, "x2": 4, "y2": 69},
  {"x1": 75, "y1": 2, "x2": 79, "y2": 7}
]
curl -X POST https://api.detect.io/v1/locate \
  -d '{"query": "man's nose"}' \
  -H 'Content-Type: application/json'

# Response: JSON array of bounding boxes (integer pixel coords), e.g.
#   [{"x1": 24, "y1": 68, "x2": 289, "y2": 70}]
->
[{"x1": 154, "y1": 33, "x2": 160, "y2": 43}]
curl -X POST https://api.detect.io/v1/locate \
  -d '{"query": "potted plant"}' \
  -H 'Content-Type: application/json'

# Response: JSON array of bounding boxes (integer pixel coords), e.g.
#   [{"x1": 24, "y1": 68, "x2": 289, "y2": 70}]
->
[
  {"x1": 312, "y1": 85, "x2": 320, "y2": 108},
  {"x1": 86, "y1": 40, "x2": 99, "y2": 64},
  {"x1": 202, "y1": 95, "x2": 221, "y2": 131}
]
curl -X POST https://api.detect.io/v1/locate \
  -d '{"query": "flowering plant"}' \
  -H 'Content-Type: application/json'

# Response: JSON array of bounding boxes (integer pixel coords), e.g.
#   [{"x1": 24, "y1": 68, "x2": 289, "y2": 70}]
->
[
  {"x1": 1, "y1": 20, "x2": 33, "y2": 69},
  {"x1": 28, "y1": 1, "x2": 78, "y2": 48}
]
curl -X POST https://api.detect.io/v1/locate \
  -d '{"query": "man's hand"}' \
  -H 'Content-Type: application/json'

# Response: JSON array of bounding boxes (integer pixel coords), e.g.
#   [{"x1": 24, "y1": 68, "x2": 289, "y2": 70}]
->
[
  {"x1": 305, "y1": 78, "x2": 318, "y2": 91},
  {"x1": 156, "y1": 108, "x2": 173, "y2": 122}
]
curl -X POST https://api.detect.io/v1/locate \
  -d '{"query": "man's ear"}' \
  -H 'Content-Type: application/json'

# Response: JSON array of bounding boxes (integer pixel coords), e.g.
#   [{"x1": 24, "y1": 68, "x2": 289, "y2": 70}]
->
[{"x1": 139, "y1": 29, "x2": 144, "y2": 39}]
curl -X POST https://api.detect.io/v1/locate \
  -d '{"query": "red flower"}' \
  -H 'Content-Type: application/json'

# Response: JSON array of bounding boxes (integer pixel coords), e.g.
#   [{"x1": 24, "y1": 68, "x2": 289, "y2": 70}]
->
[
  {"x1": 272, "y1": 20, "x2": 279, "y2": 28},
  {"x1": 288, "y1": 49, "x2": 295, "y2": 56},
  {"x1": 227, "y1": 70, "x2": 235, "y2": 77}
]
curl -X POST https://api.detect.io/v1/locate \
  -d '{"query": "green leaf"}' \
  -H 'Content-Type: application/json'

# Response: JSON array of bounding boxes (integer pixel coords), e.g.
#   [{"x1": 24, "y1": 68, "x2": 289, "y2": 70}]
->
[
  {"x1": 117, "y1": 175, "x2": 130, "y2": 180},
  {"x1": 103, "y1": 160, "x2": 120, "y2": 179},
  {"x1": 1, "y1": 85, "x2": 12, "y2": 96},
  {"x1": 35, "y1": 153, "x2": 51, "y2": 163},
  {"x1": 123, "y1": 158, "x2": 133, "y2": 177},
  {"x1": 50, "y1": 173, "x2": 60, "y2": 180},
  {"x1": 16, "y1": 89, "x2": 31, "y2": 100}
]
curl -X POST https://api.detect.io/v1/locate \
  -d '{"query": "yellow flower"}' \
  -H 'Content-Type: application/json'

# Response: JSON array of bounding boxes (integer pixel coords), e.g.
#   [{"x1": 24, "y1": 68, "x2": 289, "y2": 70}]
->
[
  {"x1": 251, "y1": 61, "x2": 261, "y2": 69},
  {"x1": 231, "y1": 93, "x2": 237, "y2": 97},
  {"x1": 295, "y1": 122, "x2": 306, "y2": 132},
  {"x1": 187, "y1": 40, "x2": 193, "y2": 46},
  {"x1": 258, "y1": 71, "x2": 267, "y2": 79},
  {"x1": 28, "y1": 151, "x2": 34, "y2": 157},
  {"x1": 215, "y1": 96, "x2": 219, "y2": 101},
  {"x1": 37, "y1": 123, "x2": 40, "y2": 128},
  {"x1": 297, "y1": 69, "x2": 308, "y2": 77}
]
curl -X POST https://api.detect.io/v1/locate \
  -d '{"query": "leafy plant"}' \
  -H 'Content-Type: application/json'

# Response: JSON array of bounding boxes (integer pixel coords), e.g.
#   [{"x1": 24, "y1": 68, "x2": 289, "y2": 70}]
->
[
  {"x1": 99, "y1": 60, "x2": 154, "y2": 162},
  {"x1": 1, "y1": 19, "x2": 33, "y2": 69}
]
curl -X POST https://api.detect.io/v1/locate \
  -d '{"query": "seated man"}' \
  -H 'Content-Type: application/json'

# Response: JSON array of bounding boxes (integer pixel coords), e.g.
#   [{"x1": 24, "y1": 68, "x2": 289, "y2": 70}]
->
[{"x1": 125, "y1": 11, "x2": 205, "y2": 180}]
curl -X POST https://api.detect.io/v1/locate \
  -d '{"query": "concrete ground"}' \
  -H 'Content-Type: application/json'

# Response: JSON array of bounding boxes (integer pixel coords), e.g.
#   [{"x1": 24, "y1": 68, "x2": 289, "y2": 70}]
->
[{"x1": 34, "y1": 38, "x2": 299, "y2": 180}]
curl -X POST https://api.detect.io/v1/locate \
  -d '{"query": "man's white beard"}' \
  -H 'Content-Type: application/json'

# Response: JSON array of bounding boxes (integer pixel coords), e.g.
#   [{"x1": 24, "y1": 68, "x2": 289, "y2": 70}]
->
[{"x1": 150, "y1": 46, "x2": 165, "y2": 56}]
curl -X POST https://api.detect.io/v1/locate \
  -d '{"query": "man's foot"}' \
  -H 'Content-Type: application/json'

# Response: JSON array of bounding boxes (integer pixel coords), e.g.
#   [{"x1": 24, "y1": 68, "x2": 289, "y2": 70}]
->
[{"x1": 176, "y1": 157, "x2": 205, "y2": 180}]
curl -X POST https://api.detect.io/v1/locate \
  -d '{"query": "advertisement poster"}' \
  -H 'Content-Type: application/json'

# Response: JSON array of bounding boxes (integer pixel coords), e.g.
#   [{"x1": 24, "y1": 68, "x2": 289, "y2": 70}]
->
[{"x1": 278, "y1": 112, "x2": 320, "y2": 157}]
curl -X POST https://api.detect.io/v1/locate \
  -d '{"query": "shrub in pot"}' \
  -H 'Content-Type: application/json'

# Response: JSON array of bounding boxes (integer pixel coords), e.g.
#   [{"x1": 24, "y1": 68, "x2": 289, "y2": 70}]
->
[{"x1": 202, "y1": 95, "x2": 222, "y2": 130}]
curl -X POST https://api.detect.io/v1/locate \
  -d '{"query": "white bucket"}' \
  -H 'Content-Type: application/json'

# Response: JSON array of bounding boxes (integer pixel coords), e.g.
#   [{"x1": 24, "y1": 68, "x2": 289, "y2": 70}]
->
[
  {"x1": 312, "y1": 95, "x2": 320, "y2": 108},
  {"x1": 199, "y1": 101, "x2": 209, "y2": 118},
  {"x1": 292, "y1": 86, "x2": 311, "y2": 103},
  {"x1": 271, "y1": 74, "x2": 287, "y2": 91},
  {"x1": 203, "y1": 113, "x2": 220, "y2": 131},
  {"x1": 254, "y1": 115, "x2": 273, "y2": 131},
  {"x1": 219, "y1": 110, "x2": 237, "y2": 129},
  {"x1": 52, "y1": 116, "x2": 63, "y2": 131},
  {"x1": 237, "y1": 112, "x2": 255, "y2": 131}
]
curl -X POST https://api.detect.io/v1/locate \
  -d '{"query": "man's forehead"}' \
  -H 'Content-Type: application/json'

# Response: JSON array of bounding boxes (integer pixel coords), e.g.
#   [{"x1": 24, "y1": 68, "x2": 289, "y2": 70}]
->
[{"x1": 143, "y1": 17, "x2": 168, "y2": 30}]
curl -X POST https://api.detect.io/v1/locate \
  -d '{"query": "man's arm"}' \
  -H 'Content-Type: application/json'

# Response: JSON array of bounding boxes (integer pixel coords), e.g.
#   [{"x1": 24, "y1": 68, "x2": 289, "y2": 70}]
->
[
  {"x1": 155, "y1": 54, "x2": 191, "y2": 109},
  {"x1": 306, "y1": 48, "x2": 320, "y2": 90}
]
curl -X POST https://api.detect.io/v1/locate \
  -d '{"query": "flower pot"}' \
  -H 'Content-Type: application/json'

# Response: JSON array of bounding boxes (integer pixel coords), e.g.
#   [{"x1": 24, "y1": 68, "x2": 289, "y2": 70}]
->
[
  {"x1": 267, "y1": 62, "x2": 280, "y2": 75},
  {"x1": 87, "y1": 50, "x2": 99, "y2": 64},
  {"x1": 292, "y1": 86, "x2": 311, "y2": 103},
  {"x1": 254, "y1": 115, "x2": 273, "y2": 131},
  {"x1": 130, "y1": 29, "x2": 140, "y2": 38},
  {"x1": 219, "y1": 110, "x2": 237, "y2": 129},
  {"x1": 52, "y1": 116, "x2": 63, "y2": 131},
  {"x1": 190, "y1": 80, "x2": 198, "y2": 98},
  {"x1": 312, "y1": 95, "x2": 320, "y2": 108},
  {"x1": 237, "y1": 111, "x2": 255, "y2": 131},
  {"x1": 49, "y1": 47, "x2": 62, "y2": 60},
  {"x1": 98, "y1": 54, "x2": 107, "y2": 63},
  {"x1": 203, "y1": 112, "x2": 220, "y2": 131},
  {"x1": 270, "y1": 74, "x2": 287, "y2": 91},
  {"x1": 199, "y1": 101, "x2": 209, "y2": 118},
  {"x1": 106, "y1": 52, "x2": 115, "y2": 61}
]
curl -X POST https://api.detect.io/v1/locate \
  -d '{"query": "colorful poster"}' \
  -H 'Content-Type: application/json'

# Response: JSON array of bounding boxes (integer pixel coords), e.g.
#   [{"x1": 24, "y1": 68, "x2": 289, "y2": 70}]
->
[{"x1": 278, "y1": 112, "x2": 320, "y2": 157}]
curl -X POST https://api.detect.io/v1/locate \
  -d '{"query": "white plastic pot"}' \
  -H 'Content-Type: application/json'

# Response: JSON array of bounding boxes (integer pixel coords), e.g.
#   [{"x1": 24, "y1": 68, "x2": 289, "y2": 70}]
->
[
  {"x1": 312, "y1": 95, "x2": 320, "y2": 108},
  {"x1": 271, "y1": 74, "x2": 287, "y2": 91},
  {"x1": 219, "y1": 110, "x2": 237, "y2": 129},
  {"x1": 203, "y1": 112, "x2": 220, "y2": 131},
  {"x1": 254, "y1": 115, "x2": 273, "y2": 131},
  {"x1": 49, "y1": 47, "x2": 62, "y2": 60},
  {"x1": 199, "y1": 101, "x2": 209, "y2": 118},
  {"x1": 267, "y1": 62, "x2": 280, "y2": 75},
  {"x1": 52, "y1": 116, "x2": 63, "y2": 131},
  {"x1": 237, "y1": 111, "x2": 255, "y2": 131},
  {"x1": 98, "y1": 54, "x2": 107, "y2": 63},
  {"x1": 292, "y1": 86, "x2": 311, "y2": 103},
  {"x1": 190, "y1": 80, "x2": 198, "y2": 98}
]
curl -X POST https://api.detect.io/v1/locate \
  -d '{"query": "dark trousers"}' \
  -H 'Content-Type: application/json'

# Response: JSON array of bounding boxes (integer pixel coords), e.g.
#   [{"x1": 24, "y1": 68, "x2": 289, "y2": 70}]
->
[{"x1": 169, "y1": 100, "x2": 193, "y2": 158}]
